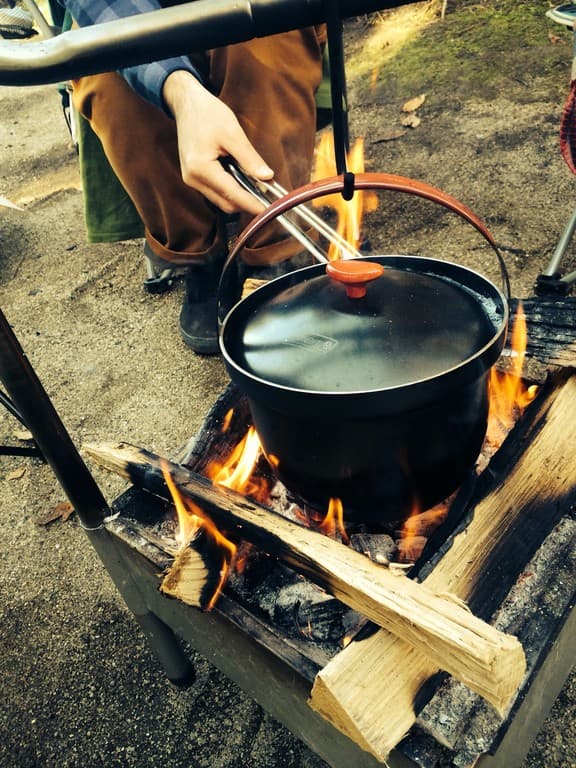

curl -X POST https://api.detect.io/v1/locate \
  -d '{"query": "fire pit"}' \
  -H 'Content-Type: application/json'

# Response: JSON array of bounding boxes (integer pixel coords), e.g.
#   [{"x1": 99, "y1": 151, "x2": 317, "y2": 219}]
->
[{"x1": 81, "y1": 298, "x2": 576, "y2": 768}]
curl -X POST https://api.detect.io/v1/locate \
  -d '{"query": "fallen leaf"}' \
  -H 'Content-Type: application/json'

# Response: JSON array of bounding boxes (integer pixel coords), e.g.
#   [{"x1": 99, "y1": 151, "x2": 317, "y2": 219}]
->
[
  {"x1": 548, "y1": 33, "x2": 565, "y2": 45},
  {"x1": 34, "y1": 501, "x2": 75, "y2": 526},
  {"x1": 402, "y1": 93, "x2": 426, "y2": 113},
  {"x1": 13, "y1": 428, "x2": 34, "y2": 441},
  {"x1": 372, "y1": 129, "x2": 408, "y2": 144},
  {"x1": 401, "y1": 113, "x2": 422, "y2": 129},
  {"x1": 7, "y1": 467, "x2": 26, "y2": 480}
]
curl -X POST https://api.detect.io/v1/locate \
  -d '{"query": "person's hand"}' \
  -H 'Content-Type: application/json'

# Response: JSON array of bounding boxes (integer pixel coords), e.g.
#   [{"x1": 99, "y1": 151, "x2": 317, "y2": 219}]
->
[{"x1": 162, "y1": 70, "x2": 273, "y2": 215}]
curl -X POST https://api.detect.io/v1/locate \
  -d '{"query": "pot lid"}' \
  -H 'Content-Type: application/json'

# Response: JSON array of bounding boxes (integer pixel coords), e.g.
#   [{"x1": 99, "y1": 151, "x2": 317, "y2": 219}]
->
[{"x1": 225, "y1": 259, "x2": 499, "y2": 394}]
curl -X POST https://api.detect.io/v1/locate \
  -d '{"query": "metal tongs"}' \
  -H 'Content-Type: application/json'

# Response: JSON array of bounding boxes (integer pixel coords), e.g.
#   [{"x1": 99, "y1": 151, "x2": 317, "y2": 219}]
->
[{"x1": 223, "y1": 158, "x2": 363, "y2": 263}]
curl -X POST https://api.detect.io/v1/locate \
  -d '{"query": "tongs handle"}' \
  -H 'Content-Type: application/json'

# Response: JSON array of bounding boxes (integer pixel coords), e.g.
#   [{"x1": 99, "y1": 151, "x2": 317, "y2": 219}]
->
[
  {"x1": 223, "y1": 158, "x2": 364, "y2": 260},
  {"x1": 221, "y1": 158, "x2": 328, "y2": 264}
]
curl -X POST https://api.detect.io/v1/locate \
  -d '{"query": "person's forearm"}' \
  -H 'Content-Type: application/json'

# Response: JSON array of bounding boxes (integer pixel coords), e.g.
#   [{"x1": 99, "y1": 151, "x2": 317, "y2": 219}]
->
[{"x1": 162, "y1": 69, "x2": 273, "y2": 214}]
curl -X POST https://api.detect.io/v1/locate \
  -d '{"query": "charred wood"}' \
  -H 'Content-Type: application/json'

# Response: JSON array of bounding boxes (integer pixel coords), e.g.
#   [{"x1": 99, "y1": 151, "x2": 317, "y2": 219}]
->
[
  {"x1": 85, "y1": 440, "x2": 526, "y2": 711},
  {"x1": 177, "y1": 385, "x2": 253, "y2": 474},
  {"x1": 348, "y1": 532, "x2": 397, "y2": 565},
  {"x1": 416, "y1": 515, "x2": 576, "y2": 763},
  {"x1": 508, "y1": 296, "x2": 576, "y2": 368}
]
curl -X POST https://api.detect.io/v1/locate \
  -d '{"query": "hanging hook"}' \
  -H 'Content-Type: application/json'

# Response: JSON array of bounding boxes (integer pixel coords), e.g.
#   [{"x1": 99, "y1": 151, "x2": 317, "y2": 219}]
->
[{"x1": 342, "y1": 170, "x2": 355, "y2": 201}]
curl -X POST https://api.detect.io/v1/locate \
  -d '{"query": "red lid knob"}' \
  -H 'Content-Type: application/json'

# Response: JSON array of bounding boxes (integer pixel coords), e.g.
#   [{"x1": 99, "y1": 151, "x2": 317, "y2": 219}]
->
[{"x1": 326, "y1": 259, "x2": 385, "y2": 299}]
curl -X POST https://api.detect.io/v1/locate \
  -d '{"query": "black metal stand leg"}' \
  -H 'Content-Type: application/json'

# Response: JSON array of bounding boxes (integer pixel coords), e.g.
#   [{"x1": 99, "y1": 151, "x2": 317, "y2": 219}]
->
[
  {"x1": 87, "y1": 526, "x2": 196, "y2": 686},
  {"x1": 135, "y1": 611, "x2": 196, "y2": 686}
]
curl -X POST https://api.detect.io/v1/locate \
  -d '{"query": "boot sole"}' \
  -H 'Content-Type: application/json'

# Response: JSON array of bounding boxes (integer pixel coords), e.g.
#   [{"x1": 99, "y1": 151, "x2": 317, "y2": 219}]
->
[{"x1": 179, "y1": 325, "x2": 220, "y2": 355}]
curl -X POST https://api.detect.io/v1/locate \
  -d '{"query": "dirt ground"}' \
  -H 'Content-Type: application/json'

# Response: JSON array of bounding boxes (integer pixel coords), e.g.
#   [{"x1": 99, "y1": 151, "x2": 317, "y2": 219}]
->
[{"x1": 0, "y1": 3, "x2": 574, "y2": 767}]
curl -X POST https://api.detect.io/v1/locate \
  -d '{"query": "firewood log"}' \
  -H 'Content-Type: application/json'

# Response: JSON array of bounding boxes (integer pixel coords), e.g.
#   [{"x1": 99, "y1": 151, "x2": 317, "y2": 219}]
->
[
  {"x1": 308, "y1": 372, "x2": 576, "y2": 761},
  {"x1": 85, "y1": 440, "x2": 525, "y2": 716}
]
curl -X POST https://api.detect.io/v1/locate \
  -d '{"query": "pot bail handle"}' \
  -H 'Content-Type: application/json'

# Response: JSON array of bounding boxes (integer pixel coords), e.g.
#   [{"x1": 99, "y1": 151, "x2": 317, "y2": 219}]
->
[{"x1": 218, "y1": 172, "x2": 511, "y2": 322}]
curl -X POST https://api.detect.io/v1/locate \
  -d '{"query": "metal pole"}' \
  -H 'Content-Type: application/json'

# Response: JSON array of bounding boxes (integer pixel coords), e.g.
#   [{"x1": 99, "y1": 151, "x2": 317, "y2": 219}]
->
[
  {"x1": 542, "y1": 205, "x2": 576, "y2": 277},
  {"x1": 0, "y1": 0, "x2": 418, "y2": 86}
]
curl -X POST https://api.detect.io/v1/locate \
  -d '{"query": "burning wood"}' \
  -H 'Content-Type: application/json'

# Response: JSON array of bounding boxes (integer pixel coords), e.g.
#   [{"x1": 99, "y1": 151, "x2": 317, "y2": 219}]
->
[
  {"x1": 160, "y1": 454, "x2": 241, "y2": 610},
  {"x1": 85, "y1": 440, "x2": 526, "y2": 713},
  {"x1": 308, "y1": 372, "x2": 576, "y2": 763},
  {"x1": 509, "y1": 296, "x2": 576, "y2": 369},
  {"x1": 159, "y1": 528, "x2": 231, "y2": 610}
]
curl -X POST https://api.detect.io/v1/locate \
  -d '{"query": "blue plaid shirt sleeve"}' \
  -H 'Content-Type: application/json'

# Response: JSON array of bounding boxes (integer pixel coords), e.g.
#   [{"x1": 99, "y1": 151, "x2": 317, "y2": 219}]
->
[{"x1": 63, "y1": 0, "x2": 203, "y2": 112}]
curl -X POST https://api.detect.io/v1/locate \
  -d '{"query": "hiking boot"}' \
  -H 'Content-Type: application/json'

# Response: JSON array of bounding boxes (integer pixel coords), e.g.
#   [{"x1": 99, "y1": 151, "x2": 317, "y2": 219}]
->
[
  {"x1": 0, "y1": 3, "x2": 35, "y2": 38},
  {"x1": 179, "y1": 259, "x2": 224, "y2": 355}
]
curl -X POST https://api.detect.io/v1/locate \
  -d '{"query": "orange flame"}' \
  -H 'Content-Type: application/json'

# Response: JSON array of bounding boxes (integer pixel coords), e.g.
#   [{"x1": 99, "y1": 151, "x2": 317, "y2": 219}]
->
[
  {"x1": 221, "y1": 407, "x2": 234, "y2": 433},
  {"x1": 160, "y1": 460, "x2": 237, "y2": 611},
  {"x1": 206, "y1": 425, "x2": 271, "y2": 504},
  {"x1": 397, "y1": 496, "x2": 450, "y2": 564},
  {"x1": 161, "y1": 425, "x2": 272, "y2": 610},
  {"x1": 317, "y1": 497, "x2": 349, "y2": 543},
  {"x1": 487, "y1": 303, "x2": 538, "y2": 444},
  {"x1": 312, "y1": 132, "x2": 378, "y2": 259}
]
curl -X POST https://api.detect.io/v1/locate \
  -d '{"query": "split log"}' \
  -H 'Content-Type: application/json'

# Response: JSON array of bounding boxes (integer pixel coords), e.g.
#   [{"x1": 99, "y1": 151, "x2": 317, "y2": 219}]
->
[
  {"x1": 85, "y1": 440, "x2": 525, "y2": 713},
  {"x1": 105, "y1": 507, "x2": 230, "y2": 610},
  {"x1": 416, "y1": 515, "x2": 576, "y2": 757},
  {"x1": 308, "y1": 372, "x2": 576, "y2": 762}
]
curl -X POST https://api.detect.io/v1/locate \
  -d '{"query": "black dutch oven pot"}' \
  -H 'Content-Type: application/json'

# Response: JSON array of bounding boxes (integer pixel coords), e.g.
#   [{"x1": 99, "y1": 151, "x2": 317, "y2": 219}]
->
[{"x1": 218, "y1": 174, "x2": 509, "y2": 524}]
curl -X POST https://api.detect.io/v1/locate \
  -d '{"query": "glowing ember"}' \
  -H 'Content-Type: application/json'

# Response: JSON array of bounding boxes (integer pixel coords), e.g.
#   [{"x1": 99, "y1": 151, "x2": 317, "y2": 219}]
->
[
  {"x1": 160, "y1": 460, "x2": 237, "y2": 610},
  {"x1": 312, "y1": 132, "x2": 378, "y2": 259}
]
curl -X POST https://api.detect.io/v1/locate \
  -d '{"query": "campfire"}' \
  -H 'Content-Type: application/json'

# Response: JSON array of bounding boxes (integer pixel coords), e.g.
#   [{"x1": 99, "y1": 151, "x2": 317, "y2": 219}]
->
[
  {"x1": 81, "y1": 147, "x2": 576, "y2": 766},
  {"x1": 86, "y1": 302, "x2": 537, "y2": 620},
  {"x1": 86, "y1": 338, "x2": 576, "y2": 766},
  {"x1": 166, "y1": 302, "x2": 537, "y2": 597}
]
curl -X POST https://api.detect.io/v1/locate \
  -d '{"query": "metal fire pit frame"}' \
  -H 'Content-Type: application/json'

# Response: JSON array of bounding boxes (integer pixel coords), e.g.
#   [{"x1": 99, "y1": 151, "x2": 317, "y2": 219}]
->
[
  {"x1": 110, "y1": 485, "x2": 576, "y2": 768},
  {"x1": 0, "y1": 0, "x2": 417, "y2": 86}
]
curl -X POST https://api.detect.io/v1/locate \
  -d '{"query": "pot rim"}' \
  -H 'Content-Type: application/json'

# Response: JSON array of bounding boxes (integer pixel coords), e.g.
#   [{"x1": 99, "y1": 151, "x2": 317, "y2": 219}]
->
[{"x1": 220, "y1": 254, "x2": 509, "y2": 402}]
